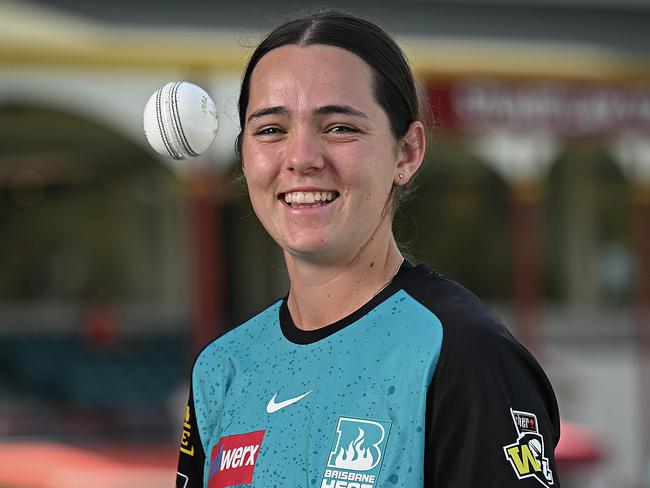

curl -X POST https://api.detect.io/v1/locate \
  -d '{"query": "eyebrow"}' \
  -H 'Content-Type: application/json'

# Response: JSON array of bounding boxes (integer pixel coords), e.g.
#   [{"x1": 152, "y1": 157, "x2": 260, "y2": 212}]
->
[
  {"x1": 247, "y1": 106, "x2": 289, "y2": 123},
  {"x1": 246, "y1": 104, "x2": 368, "y2": 123},
  {"x1": 313, "y1": 105, "x2": 368, "y2": 119}
]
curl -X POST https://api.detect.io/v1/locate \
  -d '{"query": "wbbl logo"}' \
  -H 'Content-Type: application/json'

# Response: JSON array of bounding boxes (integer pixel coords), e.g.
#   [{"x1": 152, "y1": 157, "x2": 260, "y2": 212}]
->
[
  {"x1": 503, "y1": 409, "x2": 554, "y2": 487},
  {"x1": 321, "y1": 417, "x2": 391, "y2": 488}
]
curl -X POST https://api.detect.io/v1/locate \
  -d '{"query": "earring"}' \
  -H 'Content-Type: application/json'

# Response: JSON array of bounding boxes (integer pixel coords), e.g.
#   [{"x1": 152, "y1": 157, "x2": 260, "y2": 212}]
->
[{"x1": 398, "y1": 173, "x2": 404, "y2": 179}]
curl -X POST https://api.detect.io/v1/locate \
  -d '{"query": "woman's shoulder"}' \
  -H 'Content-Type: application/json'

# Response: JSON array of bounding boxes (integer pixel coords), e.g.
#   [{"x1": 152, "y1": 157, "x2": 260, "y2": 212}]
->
[
  {"x1": 402, "y1": 263, "x2": 509, "y2": 340},
  {"x1": 403, "y1": 264, "x2": 547, "y2": 383},
  {"x1": 195, "y1": 299, "x2": 284, "y2": 363}
]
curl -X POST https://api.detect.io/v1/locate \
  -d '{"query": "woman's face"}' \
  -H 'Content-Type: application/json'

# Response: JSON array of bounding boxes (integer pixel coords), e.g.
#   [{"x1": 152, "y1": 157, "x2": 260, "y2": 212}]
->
[{"x1": 241, "y1": 44, "x2": 403, "y2": 264}]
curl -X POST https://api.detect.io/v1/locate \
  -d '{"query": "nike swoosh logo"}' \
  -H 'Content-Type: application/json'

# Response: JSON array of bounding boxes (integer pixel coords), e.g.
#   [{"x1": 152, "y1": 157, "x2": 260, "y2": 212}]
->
[{"x1": 266, "y1": 390, "x2": 312, "y2": 413}]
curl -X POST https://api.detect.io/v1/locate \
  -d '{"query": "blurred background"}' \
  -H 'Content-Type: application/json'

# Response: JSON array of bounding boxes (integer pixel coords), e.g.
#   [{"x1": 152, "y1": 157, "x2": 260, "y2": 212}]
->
[{"x1": 0, "y1": 0, "x2": 648, "y2": 486}]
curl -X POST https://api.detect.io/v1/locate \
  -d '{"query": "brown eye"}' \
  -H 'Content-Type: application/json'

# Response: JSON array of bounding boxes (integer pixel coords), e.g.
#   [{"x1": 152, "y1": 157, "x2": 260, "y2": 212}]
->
[
  {"x1": 256, "y1": 127, "x2": 284, "y2": 136},
  {"x1": 328, "y1": 125, "x2": 358, "y2": 134}
]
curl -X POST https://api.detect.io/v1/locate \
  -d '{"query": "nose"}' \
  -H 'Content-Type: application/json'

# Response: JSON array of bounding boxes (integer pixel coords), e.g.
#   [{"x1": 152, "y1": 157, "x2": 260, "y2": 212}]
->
[{"x1": 284, "y1": 127, "x2": 325, "y2": 174}]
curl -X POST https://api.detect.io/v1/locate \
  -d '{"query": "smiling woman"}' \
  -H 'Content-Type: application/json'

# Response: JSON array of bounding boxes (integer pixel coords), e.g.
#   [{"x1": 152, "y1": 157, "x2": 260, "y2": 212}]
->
[
  {"x1": 176, "y1": 10, "x2": 562, "y2": 488},
  {"x1": 240, "y1": 43, "x2": 422, "y2": 301}
]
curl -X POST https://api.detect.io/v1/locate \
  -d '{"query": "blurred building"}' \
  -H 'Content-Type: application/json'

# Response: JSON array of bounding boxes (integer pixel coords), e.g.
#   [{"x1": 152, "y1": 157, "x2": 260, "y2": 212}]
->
[{"x1": 0, "y1": 0, "x2": 648, "y2": 486}]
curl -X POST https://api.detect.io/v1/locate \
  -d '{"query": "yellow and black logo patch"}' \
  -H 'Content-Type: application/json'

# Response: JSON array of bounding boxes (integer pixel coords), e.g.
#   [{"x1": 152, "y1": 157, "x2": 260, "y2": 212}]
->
[{"x1": 503, "y1": 409, "x2": 554, "y2": 487}]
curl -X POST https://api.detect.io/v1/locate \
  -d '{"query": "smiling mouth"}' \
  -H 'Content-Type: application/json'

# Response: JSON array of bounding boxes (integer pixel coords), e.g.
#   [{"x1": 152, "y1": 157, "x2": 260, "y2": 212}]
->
[{"x1": 280, "y1": 190, "x2": 339, "y2": 208}]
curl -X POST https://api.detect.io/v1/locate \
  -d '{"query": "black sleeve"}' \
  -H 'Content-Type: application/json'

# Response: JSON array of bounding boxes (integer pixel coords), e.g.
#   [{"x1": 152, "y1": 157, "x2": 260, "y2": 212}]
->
[
  {"x1": 424, "y1": 314, "x2": 561, "y2": 487},
  {"x1": 176, "y1": 385, "x2": 207, "y2": 488}
]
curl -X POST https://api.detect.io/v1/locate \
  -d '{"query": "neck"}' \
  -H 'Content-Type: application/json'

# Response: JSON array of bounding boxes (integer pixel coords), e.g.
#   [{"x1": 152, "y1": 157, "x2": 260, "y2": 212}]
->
[{"x1": 284, "y1": 229, "x2": 404, "y2": 331}]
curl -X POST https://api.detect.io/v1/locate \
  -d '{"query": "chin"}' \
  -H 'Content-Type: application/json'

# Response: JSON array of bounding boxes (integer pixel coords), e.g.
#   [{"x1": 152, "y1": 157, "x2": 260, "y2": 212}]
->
[
  {"x1": 281, "y1": 238, "x2": 339, "y2": 262},
  {"x1": 284, "y1": 243, "x2": 331, "y2": 259}
]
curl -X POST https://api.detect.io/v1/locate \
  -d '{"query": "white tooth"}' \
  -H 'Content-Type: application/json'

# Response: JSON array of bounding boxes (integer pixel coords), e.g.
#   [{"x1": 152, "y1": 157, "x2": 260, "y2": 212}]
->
[
  {"x1": 320, "y1": 192, "x2": 327, "y2": 201},
  {"x1": 284, "y1": 194, "x2": 291, "y2": 203},
  {"x1": 305, "y1": 193, "x2": 315, "y2": 203},
  {"x1": 296, "y1": 192, "x2": 305, "y2": 203},
  {"x1": 326, "y1": 192, "x2": 333, "y2": 201},
  {"x1": 314, "y1": 192, "x2": 322, "y2": 202}
]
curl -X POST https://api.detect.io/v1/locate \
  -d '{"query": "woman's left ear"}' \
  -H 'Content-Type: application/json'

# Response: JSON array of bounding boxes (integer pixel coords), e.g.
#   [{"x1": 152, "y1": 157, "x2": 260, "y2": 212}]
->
[{"x1": 395, "y1": 121, "x2": 426, "y2": 185}]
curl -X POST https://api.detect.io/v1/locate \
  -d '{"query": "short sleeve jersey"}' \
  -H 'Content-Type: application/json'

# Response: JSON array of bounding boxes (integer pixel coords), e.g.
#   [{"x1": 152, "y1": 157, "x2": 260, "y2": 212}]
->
[{"x1": 176, "y1": 262, "x2": 561, "y2": 488}]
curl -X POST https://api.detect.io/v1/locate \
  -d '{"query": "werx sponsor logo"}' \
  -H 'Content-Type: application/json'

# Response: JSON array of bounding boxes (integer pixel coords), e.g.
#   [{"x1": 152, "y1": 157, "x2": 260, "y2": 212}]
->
[
  {"x1": 212, "y1": 443, "x2": 259, "y2": 472},
  {"x1": 208, "y1": 430, "x2": 265, "y2": 488}
]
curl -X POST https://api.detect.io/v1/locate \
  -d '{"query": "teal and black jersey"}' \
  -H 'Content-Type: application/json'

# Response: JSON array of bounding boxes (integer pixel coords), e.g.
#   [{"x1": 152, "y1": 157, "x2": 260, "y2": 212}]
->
[{"x1": 177, "y1": 262, "x2": 561, "y2": 488}]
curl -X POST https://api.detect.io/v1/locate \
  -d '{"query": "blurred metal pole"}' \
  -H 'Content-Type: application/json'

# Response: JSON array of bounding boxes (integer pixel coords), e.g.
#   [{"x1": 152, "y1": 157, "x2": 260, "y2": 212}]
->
[
  {"x1": 473, "y1": 130, "x2": 558, "y2": 355},
  {"x1": 510, "y1": 182, "x2": 544, "y2": 354},
  {"x1": 632, "y1": 184, "x2": 650, "y2": 466},
  {"x1": 188, "y1": 171, "x2": 225, "y2": 355},
  {"x1": 610, "y1": 133, "x2": 650, "y2": 466},
  {"x1": 632, "y1": 186, "x2": 650, "y2": 345}
]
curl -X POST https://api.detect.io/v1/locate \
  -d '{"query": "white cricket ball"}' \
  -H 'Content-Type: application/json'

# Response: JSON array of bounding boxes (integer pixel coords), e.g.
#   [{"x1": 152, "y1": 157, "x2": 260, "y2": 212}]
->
[{"x1": 143, "y1": 81, "x2": 219, "y2": 160}]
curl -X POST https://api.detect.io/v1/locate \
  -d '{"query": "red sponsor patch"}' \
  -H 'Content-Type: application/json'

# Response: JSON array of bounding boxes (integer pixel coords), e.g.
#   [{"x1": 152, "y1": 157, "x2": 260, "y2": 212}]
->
[{"x1": 208, "y1": 430, "x2": 265, "y2": 488}]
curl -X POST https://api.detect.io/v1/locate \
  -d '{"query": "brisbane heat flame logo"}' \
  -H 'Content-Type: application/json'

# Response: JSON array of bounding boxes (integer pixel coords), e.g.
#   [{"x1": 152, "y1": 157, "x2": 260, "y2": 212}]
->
[
  {"x1": 321, "y1": 417, "x2": 391, "y2": 488},
  {"x1": 332, "y1": 427, "x2": 377, "y2": 470}
]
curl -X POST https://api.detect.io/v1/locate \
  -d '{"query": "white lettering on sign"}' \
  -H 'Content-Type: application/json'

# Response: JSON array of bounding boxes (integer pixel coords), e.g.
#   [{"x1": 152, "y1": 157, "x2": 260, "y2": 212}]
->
[{"x1": 452, "y1": 82, "x2": 650, "y2": 136}]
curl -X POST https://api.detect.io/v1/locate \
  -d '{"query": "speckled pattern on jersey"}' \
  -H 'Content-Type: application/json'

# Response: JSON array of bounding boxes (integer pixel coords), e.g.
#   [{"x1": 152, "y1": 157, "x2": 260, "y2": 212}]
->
[
  {"x1": 192, "y1": 290, "x2": 443, "y2": 488},
  {"x1": 176, "y1": 263, "x2": 562, "y2": 488}
]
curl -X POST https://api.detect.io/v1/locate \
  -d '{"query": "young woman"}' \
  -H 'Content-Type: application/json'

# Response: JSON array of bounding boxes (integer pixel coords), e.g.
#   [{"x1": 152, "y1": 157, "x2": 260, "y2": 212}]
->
[{"x1": 176, "y1": 11, "x2": 561, "y2": 488}]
